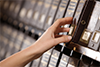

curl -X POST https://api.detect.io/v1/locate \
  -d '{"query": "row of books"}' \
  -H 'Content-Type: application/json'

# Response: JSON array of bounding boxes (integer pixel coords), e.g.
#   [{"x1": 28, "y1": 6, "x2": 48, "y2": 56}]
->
[
  {"x1": 0, "y1": 0, "x2": 100, "y2": 50},
  {"x1": 0, "y1": 23, "x2": 100, "y2": 67},
  {"x1": 0, "y1": 0, "x2": 100, "y2": 67}
]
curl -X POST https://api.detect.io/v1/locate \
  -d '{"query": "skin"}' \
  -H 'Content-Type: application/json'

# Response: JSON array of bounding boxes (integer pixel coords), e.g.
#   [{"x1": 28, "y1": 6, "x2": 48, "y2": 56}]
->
[{"x1": 0, "y1": 17, "x2": 73, "y2": 67}]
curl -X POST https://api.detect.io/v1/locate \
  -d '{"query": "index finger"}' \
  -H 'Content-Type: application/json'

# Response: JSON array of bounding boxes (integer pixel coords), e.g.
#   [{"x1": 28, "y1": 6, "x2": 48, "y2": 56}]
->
[{"x1": 53, "y1": 17, "x2": 73, "y2": 28}]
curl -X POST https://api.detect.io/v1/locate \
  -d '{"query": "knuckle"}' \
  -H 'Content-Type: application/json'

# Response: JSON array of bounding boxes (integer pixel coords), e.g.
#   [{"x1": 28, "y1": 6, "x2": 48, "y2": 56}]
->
[
  {"x1": 56, "y1": 19, "x2": 61, "y2": 23},
  {"x1": 66, "y1": 28, "x2": 69, "y2": 31},
  {"x1": 63, "y1": 36, "x2": 67, "y2": 41},
  {"x1": 47, "y1": 26, "x2": 52, "y2": 30}
]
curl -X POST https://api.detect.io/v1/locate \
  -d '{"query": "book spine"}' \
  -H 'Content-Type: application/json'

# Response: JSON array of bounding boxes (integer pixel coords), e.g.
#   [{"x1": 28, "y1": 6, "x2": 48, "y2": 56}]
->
[
  {"x1": 30, "y1": 0, "x2": 45, "y2": 27},
  {"x1": 71, "y1": 0, "x2": 95, "y2": 46},
  {"x1": 68, "y1": 0, "x2": 87, "y2": 36},
  {"x1": 54, "y1": 0, "x2": 70, "y2": 20},
  {"x1": 8, "y1": 0, "x2": 24, "y2": 19},
  {"x1": 63, "y1": 0, "x2": 79, "y2": 35},
  {"x1": 48, "y1": 45, "x2": 62, "y2": 67},
  {"x1": 87, "y1": 2, "x2": 100, "y2": 50},
  {"x1": 18, "y1": 0, "x2": 37, "y2": 25},
  {"x1": 5, "y1": 29, "x2": 18, "y2": 58},
  {"x1": 39, "y1": 49, "x2": 53, "y2": 67},
  {"x1": 58, "y1": 54, "x2": 70, "y2": 67},
  {"x1": 36, "y1": 0, "x2": 53, "y2": 29},
  {"x1": 43, "y1": 0, "x2": 61, "y2": 30}
]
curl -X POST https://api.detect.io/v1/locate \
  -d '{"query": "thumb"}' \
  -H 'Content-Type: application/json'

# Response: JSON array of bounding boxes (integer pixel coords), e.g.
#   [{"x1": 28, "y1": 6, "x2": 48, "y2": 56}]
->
[{"x1": 54, "y1": 35, "x2": 72, "y2": 45}]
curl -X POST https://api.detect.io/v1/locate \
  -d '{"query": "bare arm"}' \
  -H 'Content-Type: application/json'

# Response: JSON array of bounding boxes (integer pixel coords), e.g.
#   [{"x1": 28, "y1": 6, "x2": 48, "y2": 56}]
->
[{"x1": 0, "y1": 17, "x2": 73, "y2": 67}]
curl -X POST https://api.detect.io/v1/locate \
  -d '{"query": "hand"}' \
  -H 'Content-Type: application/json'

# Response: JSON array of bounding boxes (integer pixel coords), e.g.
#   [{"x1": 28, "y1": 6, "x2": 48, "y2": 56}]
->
[
  {"x1": 33, "y1": 17, "x2": 73, "y2": 58},
  {"x1": 0, "y1": 17, "x2": 73, "y2": 67}
]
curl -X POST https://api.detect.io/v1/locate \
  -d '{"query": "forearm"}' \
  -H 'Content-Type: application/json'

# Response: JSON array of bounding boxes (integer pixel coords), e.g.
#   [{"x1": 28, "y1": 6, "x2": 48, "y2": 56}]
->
[
  {"x1": 0, "y1": 43, "x2": 38, "y2": 67},
  {"x1": 0, "y1": 38, "x2": 54, "y2": 67}
]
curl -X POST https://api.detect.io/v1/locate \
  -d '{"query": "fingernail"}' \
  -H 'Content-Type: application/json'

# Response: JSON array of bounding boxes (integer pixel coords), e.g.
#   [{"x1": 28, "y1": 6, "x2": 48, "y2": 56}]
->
[{"x1": 68, "y1": 36, "x2": 72, "y2": 40}]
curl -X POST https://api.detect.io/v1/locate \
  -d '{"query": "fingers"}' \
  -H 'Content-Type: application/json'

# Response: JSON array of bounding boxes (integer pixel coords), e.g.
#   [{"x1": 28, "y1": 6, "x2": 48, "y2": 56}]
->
[
  {"x1": 55, "y1": 28, "x2": 70, "y2": 34},
  {"x1": 54, "y1": 35, "x2": 72, "y2": 45},
  {"x1": 53, "y1": 17, "x2": 73, "y2": 28},
  {"x1": 55, "y1": 35, "x2": 63, "y2": 38}
]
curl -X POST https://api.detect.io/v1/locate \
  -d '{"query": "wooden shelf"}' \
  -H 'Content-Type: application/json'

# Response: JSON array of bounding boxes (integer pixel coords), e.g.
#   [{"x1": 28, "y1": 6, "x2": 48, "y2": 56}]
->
[{"x1": 66, "y1": 42, "x2": 100, "y2": 62}]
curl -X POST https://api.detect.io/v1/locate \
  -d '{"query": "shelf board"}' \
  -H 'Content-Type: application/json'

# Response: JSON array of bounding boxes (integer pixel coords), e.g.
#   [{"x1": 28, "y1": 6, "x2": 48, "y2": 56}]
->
[{"x1": 66, "y1": 42, "x2": 100, "y2": 62}]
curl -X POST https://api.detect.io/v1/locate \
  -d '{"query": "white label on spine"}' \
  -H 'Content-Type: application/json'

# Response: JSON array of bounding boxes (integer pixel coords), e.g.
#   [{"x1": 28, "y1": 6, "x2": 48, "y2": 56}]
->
[
  {"x1": 20, "y1": 8, "x2": 26, "y2": 18},
  {"x1": 69, "y1": 26, "x2": 74, "y2": 35},
  {"x1": 82, "y1": 31, "x2": 91, "y2": 41},
  {"x1": 27, "y1": 9, "x2": 33, "y2": 18},
  {"x1": 33, "y1": 11, "x2": 39, "y2": 20},
  {"x1": 92, "y1": 31, "x2": 100, "y2": 43},
  {"x1": 67, "y1": 64, "x2": 75, "y2": 67},
  {"x1": 40, "y1": 14, "x2": 45, "y2": 23},
  {"x1": 47, "y1": 17, "x2": 52, "y2": 25}
]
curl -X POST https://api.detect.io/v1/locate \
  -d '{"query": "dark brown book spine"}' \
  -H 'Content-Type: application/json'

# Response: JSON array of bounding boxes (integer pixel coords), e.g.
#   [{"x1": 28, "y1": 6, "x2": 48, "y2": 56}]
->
[{"x1": 72, "y1": 0, "x2": 95, "y2": 46}]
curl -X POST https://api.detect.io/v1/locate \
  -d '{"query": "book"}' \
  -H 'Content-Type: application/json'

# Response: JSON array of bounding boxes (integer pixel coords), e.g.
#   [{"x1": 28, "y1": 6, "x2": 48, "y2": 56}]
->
[
  {"x1": 43, "y1": 0, "x2": 61, "y2": 30},
  {"x1": 54, "y1": 0, "x2": 70, "y2": 22},
  {"x1": 71, "y1": 0, "x2": 95, "y2": 46},
  {"x1": 68, "y1": 0, "x2": 87, "y2": 36},
  {"x1": 48, "y1": 45, "x2": 62, "y2": 67},
  {"x1": 30, "y1": 0, "x2": 45, "y2": 27},
  {"x1": 58, "y1": 47, "x2": 74, "y2": 67},
  {"x1": 36, "y1": 0, "x2": 53, "y2": 29},
  {"x1": 19, "y1": 0, "x2": 37, "y2": 25},
  {"x1": 89, "y1": 60, "x2": 100, "y2": 67},
  {"x1": 63, "y1": 0, "x2": 79, "y2": 35},
  {"x1": 87, "y1": 2, "x2": 100, "y2": 50},
  {"x1": 0, "y1": 0, "x2": 4, "y2": 19},
  {"x1": 8, "y1": 0, "x2": 24, "y2": 19},
  {"x1": 39, "y1": 49, "x2": 53, "y2": 67},
  {"x1": 78, "y1": 0, "x2": 96, "y2": 46},
  {"x1": 5, "y1": 29, "x2": 18, "y2": 58},
  {"x1": 78, "y1": 55, "x2": 92, "y2": 67},
  {"x1": 31, "y1": 57, "x2": 42, "y2": 67},
  {"x1": 58, "y1": 54, "x2": 69, "y2": 67},
  {"x1": 66, "y1": 51, "x2": 81, "y2": 67},
  {"x1": 1, "y1": 0, "x2": 11, "y2": 22},
  {"x1": 11, "y1": 32, "x2": 25, "y2": 54},
  {"x1": 0, "y1": 25, "x2": 13, "y2": 60}
]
